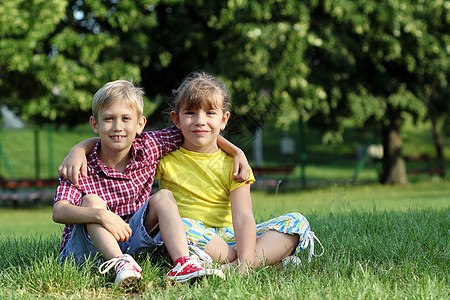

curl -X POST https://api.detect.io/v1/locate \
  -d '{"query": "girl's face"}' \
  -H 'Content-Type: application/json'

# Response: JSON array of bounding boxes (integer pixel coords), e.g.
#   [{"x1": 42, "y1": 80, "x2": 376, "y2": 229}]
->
[{"x1": 171, "y1": 103, "x2": 230, "y2": 153}]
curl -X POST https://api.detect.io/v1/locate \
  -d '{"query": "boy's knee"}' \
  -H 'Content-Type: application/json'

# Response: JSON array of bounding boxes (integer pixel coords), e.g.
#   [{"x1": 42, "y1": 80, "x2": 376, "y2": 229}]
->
[{"x1": 81, "y1": 194, "x2": 106, "y2": 209}]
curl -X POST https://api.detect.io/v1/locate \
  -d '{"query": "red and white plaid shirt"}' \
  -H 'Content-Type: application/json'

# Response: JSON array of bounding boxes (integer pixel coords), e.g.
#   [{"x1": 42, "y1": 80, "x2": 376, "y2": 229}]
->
[{"x1": 54, "y1": 126, "x2": 183, "y2": 251}]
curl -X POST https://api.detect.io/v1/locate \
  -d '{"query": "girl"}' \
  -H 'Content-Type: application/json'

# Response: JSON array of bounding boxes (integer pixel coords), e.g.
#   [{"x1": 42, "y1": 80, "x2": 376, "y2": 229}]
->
[{"x1": 156, "y1": 72, "x2": 323, "y2": 273}]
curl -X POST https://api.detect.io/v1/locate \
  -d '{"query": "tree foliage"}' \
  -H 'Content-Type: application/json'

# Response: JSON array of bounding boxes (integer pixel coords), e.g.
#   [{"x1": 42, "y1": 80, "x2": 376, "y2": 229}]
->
[
  {"x1": 0, "y1": 0, "x2": 448, "y2": 183},
  {"x1": 0, "y1": 0, "x2": 143, "y2": 126}
]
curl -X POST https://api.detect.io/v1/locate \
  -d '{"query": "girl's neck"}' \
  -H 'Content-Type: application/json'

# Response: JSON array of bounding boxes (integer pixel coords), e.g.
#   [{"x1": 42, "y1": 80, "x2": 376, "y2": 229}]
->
[{"x1": 181, "y1": 140, "x2": 219, "y2": 154}]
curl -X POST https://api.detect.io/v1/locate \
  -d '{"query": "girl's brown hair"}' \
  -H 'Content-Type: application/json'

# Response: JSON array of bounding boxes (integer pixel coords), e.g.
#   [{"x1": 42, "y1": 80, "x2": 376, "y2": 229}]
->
[{"x1": 172, "y1": 72, "x2": 231, "y2": 112}]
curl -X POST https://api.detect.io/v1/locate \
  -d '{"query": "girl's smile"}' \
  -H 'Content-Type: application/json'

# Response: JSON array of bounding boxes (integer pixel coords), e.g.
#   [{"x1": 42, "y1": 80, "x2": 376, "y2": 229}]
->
[{"x1": 171, "y1": 105, "x2": 230, "y2": 153}]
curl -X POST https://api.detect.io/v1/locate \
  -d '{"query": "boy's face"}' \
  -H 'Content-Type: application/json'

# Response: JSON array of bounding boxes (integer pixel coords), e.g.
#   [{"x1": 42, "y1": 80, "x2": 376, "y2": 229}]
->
[
  {"x1": 170, "y1": 103, "x2": 230, "y2": 153},
  {"x1": 90, "y1": 101, "x2": 146, "y2": 158}
]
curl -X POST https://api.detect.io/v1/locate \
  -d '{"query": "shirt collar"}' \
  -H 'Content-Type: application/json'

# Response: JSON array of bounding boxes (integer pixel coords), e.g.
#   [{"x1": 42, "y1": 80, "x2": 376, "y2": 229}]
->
[{"x1": 88, "y1": 140, "x2": 144, "y2": 178}]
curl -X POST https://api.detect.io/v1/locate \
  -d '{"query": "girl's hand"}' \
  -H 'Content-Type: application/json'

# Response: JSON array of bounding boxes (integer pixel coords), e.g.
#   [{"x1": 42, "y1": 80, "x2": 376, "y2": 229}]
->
[
  {"x1": 58, "y1": 138, "x2": 99, "y2": 186},
  {"x1": 223, "y1": 259, "x2": 254, "y2": 275},
  {"x1": 232, "y1": 150, "x2": 250, "y2": 182}
]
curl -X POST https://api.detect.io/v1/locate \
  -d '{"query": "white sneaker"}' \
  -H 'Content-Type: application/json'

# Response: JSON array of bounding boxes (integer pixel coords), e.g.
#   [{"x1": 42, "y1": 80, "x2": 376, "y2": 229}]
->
[
  {"x1": 188, "y1": 245, "x2": 225, "y2": 279},
  {"x1": 99, "y1": 254, "x2": 142, "y2": 288},
  {"x1": 188, "y1": 244, "x2": 213, "y2": 267},
  {"x1": 282, "y1": 255, "x2": 302, "y2": 269}
]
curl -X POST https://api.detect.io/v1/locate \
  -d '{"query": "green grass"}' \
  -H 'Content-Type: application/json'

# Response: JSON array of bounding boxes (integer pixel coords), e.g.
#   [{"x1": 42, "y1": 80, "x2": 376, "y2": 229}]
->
[
  {"x1": 0, "y1": 208, "x2": 448, "y2": 299},
  {"x1": 0, "y1": 182, "x2": 448, "y2": 298},
  {"x1": 0, "y1": 118, "x2": 448, "y2": 298},
  {"x1": 1, "y1": 181, "x2": 448, "y2": 238},
  {"x1": 252, "y1": 180, "x2": 450, "y2": 220},
  {"x1": 0, "y1": 206, "x2": 62, "y2": 238}
]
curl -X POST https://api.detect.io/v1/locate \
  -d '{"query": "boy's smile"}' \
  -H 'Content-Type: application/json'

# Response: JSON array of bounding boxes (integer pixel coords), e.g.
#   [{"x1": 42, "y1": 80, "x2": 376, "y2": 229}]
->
[{"x1": 90, "y1": 101, "x2": 146, "y2": 169}]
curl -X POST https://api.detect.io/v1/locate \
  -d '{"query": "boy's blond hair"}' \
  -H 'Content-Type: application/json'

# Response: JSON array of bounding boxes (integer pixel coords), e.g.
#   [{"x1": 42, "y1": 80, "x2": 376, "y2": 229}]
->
[{"x1": 92, "y1": 80, "x2": 144, "y2": 120}]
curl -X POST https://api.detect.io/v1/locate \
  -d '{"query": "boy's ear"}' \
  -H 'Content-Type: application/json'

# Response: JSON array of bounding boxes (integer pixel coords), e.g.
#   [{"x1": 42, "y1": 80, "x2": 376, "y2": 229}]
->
[
  {"x1": 220, "y1": 111, "x2": 231, "y2": 131},
  {"x1": 136, "y1": 115, "x2": 147, "y2": 134},
  {"x1": 89, "y1": 116, "x2": 99, "y2": 134},
  {"x1": 170, "y1": 111, "x2": 181, "y2": 128}
]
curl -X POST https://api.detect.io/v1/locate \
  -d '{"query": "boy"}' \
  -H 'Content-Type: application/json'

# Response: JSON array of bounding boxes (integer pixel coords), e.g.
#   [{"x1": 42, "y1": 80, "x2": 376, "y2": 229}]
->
[{"x1": 53, "y1": 80, "x2": 248, "y2": 287}]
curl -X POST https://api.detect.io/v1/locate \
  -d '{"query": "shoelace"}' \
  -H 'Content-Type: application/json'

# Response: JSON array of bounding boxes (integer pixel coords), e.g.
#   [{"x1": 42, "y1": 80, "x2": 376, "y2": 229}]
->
[
  {"x1": 98, "y1": 254, "x2": 142, "y2": 274},
  {"x1": 173, "y1": 255, "x2": 203, "y2": 276},
  {"x1": 188, "y1": 244, "x2": 213, "y2": 266},
  {"x1": 300, "y1": 230, "x2": 325, "y2": 262}
]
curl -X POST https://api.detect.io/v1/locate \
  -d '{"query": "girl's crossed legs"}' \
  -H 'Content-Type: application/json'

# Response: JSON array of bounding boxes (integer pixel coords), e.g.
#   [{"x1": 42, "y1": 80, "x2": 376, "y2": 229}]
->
[{"x1": 183, "y1": 212, "x2": 310, "y2": 268}]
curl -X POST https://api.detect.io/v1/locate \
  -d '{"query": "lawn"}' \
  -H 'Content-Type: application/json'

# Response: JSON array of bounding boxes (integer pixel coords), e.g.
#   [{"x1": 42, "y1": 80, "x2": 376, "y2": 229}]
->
[
  {"x1": 0, "y1": 118, "x2": 448, "y2": 298},
  {"x1": 0, "y1": 181, "x2": 448, "y2": 299}
]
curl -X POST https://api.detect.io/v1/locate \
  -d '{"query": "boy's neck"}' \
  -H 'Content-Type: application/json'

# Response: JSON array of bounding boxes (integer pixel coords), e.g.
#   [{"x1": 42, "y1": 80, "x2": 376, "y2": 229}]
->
[{"x1": 98, "y1": 146, "x2": 132, "y2": 173}]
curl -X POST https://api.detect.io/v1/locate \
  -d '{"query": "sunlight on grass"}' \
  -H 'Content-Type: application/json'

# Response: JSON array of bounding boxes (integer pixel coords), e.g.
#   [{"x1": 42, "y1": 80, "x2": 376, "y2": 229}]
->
[
  {"x1": 0, "y1": 206, "x2": 62, "y2": 238},
  {"x1": 251, "y1": 180, "x2": 450, "y2": 221},
  {"x1": 1, "y1": 181, "x2": 448, "y2": 238}
]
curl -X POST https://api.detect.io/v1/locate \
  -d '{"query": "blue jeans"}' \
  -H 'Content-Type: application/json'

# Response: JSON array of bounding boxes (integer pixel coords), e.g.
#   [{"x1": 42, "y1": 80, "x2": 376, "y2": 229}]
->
[{"x1": 59, "y1": 199, "x2": 163, "y2": 265}]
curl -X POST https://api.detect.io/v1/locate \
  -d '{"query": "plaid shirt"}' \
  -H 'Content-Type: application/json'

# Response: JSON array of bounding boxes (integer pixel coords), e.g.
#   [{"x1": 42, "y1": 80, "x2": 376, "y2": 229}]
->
[{"x1": 54, "y1": 126, "x2": 182, "y2": 251}]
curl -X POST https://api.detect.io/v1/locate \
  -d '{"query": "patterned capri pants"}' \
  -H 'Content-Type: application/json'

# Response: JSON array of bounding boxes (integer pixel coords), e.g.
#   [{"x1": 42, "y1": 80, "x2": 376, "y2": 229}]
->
[{"x1": 182, "y1": 212, "x2": 317, "y2": 256}]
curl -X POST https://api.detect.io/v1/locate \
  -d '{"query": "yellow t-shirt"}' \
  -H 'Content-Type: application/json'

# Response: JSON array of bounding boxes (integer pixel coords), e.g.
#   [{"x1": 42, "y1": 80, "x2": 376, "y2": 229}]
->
[{"x1": 156, "y1": 147, "x2": 255, "y2": 228}]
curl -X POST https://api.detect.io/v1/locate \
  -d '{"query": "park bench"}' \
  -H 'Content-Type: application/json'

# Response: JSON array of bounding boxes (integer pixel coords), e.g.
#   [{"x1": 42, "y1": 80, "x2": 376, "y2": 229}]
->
[
  {"x1": 251, "y1": 166, "x2": 295, "y2": 190},
  {"x1": 404, "y1": 155, "x2": 446, "y2": 178},
  {"x1": 252, "y1": 166, "x2": 295, "y2": 176},
  {"x1": 0, "y1": 177, "x2": 58, "y2": 205}
]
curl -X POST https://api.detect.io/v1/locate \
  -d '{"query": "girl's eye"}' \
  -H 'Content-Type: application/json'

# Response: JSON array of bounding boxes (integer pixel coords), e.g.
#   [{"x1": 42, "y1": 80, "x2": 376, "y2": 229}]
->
[{"x1": 123, "y1": 117, "x2": 131, "y2": 121}]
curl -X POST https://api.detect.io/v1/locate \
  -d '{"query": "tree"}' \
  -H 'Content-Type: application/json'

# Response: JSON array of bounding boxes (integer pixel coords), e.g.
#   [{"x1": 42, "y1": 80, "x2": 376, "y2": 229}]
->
[
  {"x1": 1, "y1": 0, "x2": 447, "y2": 185},
  {"x1": 300, "y1": 0, "x2": 447, "y2": 184},
  {"x1": 0, "y1": 0, "x2": 145, "y2": 126},
  {"x1": 198, "y1": 0, "x2": 447, "y2": 184}
]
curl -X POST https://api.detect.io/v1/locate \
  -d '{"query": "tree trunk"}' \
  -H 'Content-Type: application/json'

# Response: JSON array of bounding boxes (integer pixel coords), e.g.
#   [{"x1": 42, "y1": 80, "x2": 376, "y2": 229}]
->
[
  {"x1": 380, "y1": 109, "x2": 408, "y2": 185},
  {"x1": 431, "y1": 117, "x2": 444, "y2": 160}
]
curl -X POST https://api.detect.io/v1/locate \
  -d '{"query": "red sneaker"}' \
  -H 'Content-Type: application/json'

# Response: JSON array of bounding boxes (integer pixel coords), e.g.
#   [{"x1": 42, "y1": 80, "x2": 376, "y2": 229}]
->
[{"x1": 167, "y1": 256, "x2": 224, "y2": 282}]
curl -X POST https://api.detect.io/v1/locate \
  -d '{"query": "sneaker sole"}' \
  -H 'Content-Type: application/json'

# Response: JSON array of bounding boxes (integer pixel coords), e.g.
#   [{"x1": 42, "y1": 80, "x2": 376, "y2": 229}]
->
[
  {"x1": 115, "y1": 273, "x2": 142, "y2": 288},
  {"x1": 168, "y1": 269, "x2": 225, "y2": 282},
  {"x1": 117, "y1": 276, "x2": 139, "y2": 288}
]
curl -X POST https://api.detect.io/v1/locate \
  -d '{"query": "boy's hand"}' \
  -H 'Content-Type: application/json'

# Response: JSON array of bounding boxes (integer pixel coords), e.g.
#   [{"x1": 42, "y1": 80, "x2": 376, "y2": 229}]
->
[
  {"x1": 100, "y1": 210, "x2": 133, "y2": 242},
  {"x1": 232, "y1": 150, "x2": 250, "y2": 182},
  {"x1": 58, "y1": 148, "x2": 88, "y2": 186}
]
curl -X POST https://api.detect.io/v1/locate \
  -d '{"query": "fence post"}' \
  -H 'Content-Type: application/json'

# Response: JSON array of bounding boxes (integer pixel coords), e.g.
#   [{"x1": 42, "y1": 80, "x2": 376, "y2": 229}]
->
[
  {"x1": 47, "y1": 125, "x2": 54, "y2": 178},
  {"x1": 299, "y1": 118, "x2": 306, "y2": 187},
  {"x1": 34, "y1": 127, "x2": 40, "y2": 179}
]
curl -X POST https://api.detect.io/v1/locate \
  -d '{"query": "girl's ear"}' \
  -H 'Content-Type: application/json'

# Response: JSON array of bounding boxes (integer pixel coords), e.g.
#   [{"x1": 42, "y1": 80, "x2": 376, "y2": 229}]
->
[
  {"x1": 220, "y1": 111, "x2": 231, "y2": 131},
  {"x1": 89, "y1": 116, "x2": 99, "y2": 134},
  {"x1": 136, "y1": 115, "x2": 147, "y2": 134},
  {"x1": 170, "y1": 111, "x2": 181, "y2": 128}
]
